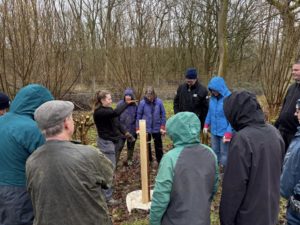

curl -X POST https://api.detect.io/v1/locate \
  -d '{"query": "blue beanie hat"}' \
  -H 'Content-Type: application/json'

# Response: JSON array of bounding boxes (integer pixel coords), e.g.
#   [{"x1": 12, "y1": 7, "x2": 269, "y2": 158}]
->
[
  {"x1": 0, "y1": 92, "x2": 10, "y2": 110},
  {"x1": 185, "y1": 68, "x2": 198, "y2": 79}
]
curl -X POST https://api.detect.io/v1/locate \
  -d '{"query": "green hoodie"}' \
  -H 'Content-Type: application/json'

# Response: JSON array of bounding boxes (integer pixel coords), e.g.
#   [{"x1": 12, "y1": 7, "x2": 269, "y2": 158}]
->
[
  {"x1": 0, "y1": 84, "x2": 53, "y2": 186},
  {"x1": 150, "y1": 112, "x2": 218, "y2": 225}
]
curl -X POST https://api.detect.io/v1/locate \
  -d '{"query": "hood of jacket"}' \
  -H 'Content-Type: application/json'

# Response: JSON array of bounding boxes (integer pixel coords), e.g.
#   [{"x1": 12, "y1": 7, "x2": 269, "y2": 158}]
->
[
  {"x1": 10, "y1": 84, "x2": 54, "y2": 118},
  {"x1": 166, "y1": 112, "x2": 201, "y2": 146},
  {"x1": 208, "y1": 76, "x2": 230, "y2": 97},
  {"x1": 224, "y1": 91, "x2": 265, "y2": 131},
  {"x1": 123, "y1": 88, "x2": 135, "y2": 100}
]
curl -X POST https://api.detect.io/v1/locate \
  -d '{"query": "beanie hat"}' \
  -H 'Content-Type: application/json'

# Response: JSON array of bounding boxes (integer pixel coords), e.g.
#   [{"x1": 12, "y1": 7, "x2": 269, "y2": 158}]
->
[
  {"x1": 0, "y1": 92, "x2": 10, "y2": 110},
  {"x1": 185, "y1": 68, "x2": 198, "y2": 79},
  {"x1": 34, "y1": 100, "x2": 74, "y2": 130}
]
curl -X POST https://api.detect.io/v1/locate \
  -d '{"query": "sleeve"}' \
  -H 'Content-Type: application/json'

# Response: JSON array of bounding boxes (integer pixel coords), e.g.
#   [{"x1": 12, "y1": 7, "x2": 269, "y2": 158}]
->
[
  {"x1": 225, "y1": 122, "x2": 233, "y2": 133},
  {"x1": 150, "y1": 156, "x2": 174, "y2": 225},
  {"x1": 173, "y1": 86, "x2": 180, "y2": 114},
  {"x1": 160, "y1": 101, "x2": 166, "y2": 127},
  {"x1": 274, "y1": 88, "x2": 289, "y2": 128},
  {"x1": 94, "y1": 102, "x2": 128, "y2": 118},
  {"x1": 204, "y1": 99, "x2": 212, "y2": 127},
  {"x1": 94, "y1": 149, "x2": 114, "y2": 189},
  {"x1": 136, "y1": 102, "x2": 144, "y2": 130},
  {"x1": 219, "y1": 135, "x2": 251, "y2": 225},
  {"x1": 24, "y1": 123, "x2": 46, "y2": 154},
  {"x1": 199, "y1": 89, "x2": 209, "y2": 128},
  {"x1": 280, "y1": 148, "x2": 300, "y2": 199}
]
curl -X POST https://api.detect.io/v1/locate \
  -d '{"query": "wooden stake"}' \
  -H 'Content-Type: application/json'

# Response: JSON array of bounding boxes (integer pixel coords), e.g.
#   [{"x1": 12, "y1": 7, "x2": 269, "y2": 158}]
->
[{"x1": 139, "y1": 120, "x2": 150, "y2": 203}]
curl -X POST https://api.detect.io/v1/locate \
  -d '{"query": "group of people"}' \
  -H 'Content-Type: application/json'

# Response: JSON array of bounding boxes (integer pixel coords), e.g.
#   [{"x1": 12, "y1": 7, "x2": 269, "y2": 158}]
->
[{"x1": 0, "y1": 62, "x2": 300, "y2": 225}]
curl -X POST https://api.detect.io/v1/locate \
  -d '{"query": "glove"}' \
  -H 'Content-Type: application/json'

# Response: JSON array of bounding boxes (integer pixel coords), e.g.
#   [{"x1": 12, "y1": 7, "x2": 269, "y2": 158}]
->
[
  {"x1": 136, "y1": 129, "x2": 140, "y2": 135},
  {"x1": 125, "y1": 132, "x2": 136, "y2": 142},
  {"x1": 223, "y1": 132, "x2": 232, "y2": 143},
  {"x1": 203, "y1": 124, "x2": 209, "y2": 134},
  {"x1": 160, "y1": 126, "x2": 166, "y2": 135}
]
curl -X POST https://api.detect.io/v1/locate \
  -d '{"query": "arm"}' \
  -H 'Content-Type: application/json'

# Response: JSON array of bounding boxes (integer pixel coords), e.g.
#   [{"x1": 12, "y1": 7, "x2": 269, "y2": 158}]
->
[
  {"x1": 173, "y1": 86, "x2": 180, "y2": 114},
  {"x1": 280, "y1": 148, "x2": 300, "y2": 199},
  {"x1": 160, "y1": 100, "x2": 166, "y2": 127},
  {"x1": 150, "y1": 156, "x2": 174, "y2": 225},
  {"x1": 220, "y1": 135, "x2": 251, "y2": 225},
  {"x1": 94, "y1": 102, "x2": 128, "y2": 118},
  {"x1": 24, "y1": 122, "x2": 45, "y2": 153},
  {"x1": 204, "y1": 99, "x2": 212, "y2": 128}
]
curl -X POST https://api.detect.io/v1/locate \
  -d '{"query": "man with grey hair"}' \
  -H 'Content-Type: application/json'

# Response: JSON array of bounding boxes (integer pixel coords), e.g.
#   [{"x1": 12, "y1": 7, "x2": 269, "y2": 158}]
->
[{"x1": 26, "y1": 100, "x2": 114, "y2": 225}]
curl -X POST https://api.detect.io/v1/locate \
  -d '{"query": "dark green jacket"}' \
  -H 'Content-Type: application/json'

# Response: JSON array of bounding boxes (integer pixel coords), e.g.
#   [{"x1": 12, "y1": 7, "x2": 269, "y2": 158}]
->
[
  {"x1": 150, "y1": 112, "x2": 218, "y2": 225},
  {"x1": 26, "y1": 140, "x2": 114, "y2": 225}
]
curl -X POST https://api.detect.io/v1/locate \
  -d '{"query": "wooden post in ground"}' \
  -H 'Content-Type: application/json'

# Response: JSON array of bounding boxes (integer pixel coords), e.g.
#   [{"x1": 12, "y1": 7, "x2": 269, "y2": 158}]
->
[{"x1": 139, "y1": 120, "x2": 150, "y2": 203}]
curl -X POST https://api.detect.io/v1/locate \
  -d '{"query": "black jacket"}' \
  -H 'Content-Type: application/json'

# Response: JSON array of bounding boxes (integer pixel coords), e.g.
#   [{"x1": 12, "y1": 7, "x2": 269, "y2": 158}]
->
[
  {"x1": 275, "y1": 83, "x2": 300, "y2": 134},
  {"x1": 220, "y1": 91, "x2": 285, "y2": 225},
  {"x1": 173, "y1": 80, "x2": 208, "y2": 127},
  {"x1": 93, "y1": 103, "x2": 128, "y2": 143}
]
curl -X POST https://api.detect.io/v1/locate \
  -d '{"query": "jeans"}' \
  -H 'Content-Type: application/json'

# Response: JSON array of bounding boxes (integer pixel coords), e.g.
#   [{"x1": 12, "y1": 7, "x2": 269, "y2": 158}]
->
[
  {"x1": 97, "y1": 137, "x2": 116, "y2": 201},
  {"x1": 210, "y1": 134, "x2": 228, "y2": 166},
  {"x1": 147, "y1": 133, "x2": 163, "y2": 164},
  {"x1": 286, "y1": 205, "x2": 300, "y2": 225},
  {"x1": 0, "y1": 186, "x2": 33, "y2": 225}
]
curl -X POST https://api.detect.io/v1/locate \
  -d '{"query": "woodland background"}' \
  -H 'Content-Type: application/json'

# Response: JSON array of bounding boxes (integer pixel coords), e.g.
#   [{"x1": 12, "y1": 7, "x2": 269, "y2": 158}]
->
[{"x1": 1, "y1": 0, "x2": 300, "y2": 118}]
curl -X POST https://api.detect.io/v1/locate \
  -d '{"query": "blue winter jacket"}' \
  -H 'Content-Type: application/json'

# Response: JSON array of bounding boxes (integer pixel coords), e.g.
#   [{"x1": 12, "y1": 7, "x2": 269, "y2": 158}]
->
[
  {"x1": 136, "y1": 97, "x2": 166, "y2": 133},
  {"x1": 117, "y1": 89, "x2": 137, "y2": 135},
  {"x1": 205, "y1": 77, "x2": 232, "y2": 137},
  {"x1": 0, "y1": 84, "x2": 53, "y2": 186},
  {"x1": 281, "y1": 127, "x2": 300, "y2": 199}
]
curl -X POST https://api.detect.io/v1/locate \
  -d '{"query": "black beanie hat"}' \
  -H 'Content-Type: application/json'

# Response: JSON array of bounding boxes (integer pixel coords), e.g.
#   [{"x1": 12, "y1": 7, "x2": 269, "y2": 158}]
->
[{"x1": 0, "y1": 92, "x2": 10, "y2": 110}]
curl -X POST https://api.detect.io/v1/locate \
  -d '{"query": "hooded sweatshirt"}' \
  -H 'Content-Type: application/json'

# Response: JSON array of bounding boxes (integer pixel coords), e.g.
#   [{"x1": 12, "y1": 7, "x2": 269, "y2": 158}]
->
[
  {"x1": 150, "y1": 112, "x2": 218, "y2": 225},
  {"x1": 220, "y1": 91, "x2": 285, "y2": 225},
  {"x1": 0, "y1": 84, "x2": 53, "y2": 186}
]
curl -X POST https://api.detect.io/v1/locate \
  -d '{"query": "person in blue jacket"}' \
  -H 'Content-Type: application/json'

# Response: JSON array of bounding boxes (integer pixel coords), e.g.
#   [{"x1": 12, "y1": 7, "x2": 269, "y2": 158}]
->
[
  {"x1": 203, "y1": 76, "x2": 232, "y2": 167},
  {"x1": 116, "y1": 88, "x2": 137, "y2": 166},
  {"x1": 136, "y1": 86, "x2": 166, "y2": 164},
  {"x1": 281, "y1": 99, "x2": 300, "y2": 225},
  {"x1": 0, "y1": 84, "x2": 53, "y2": 225}
]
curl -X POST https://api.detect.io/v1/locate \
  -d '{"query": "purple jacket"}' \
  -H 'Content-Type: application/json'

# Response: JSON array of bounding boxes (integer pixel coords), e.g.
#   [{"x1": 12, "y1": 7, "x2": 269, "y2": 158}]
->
[
  {"x1": 136, "y1": 97, "x2": 166, "y2": 133},
  {"x1": 117, "y1": 89, "x2": 137, "y2": 135}
]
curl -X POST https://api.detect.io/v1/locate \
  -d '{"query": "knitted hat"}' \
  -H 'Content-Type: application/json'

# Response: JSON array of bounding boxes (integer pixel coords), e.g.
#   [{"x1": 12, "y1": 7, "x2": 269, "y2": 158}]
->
[
  {"x1": 185, "y1": 68, "x2": 198, "y2": 79},
  {"x1": 34, "y1": 100, "x2": 74, "y2": 130},
  {"x1": 0, "y1": 92, "x2": 10, "y2": 110}
]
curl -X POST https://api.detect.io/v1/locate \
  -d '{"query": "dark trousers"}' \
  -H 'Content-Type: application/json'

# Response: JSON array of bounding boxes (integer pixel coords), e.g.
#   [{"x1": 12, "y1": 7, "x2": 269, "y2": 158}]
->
[
  {"x1": 147, "y1": 133, "x2": 163, "y2": 163},
  {"x1": 115, "y1": 134, "x2": 137, "y2": 164}
]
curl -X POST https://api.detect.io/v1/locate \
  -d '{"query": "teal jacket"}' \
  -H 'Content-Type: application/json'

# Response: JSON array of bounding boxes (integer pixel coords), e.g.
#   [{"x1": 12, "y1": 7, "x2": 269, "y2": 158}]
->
[
  {"x1": 0, "y1": 84, "x2": 53, "y2": 186},
  {"x1": 150, "y1": 112, "x2": 218, "y2": 225}
]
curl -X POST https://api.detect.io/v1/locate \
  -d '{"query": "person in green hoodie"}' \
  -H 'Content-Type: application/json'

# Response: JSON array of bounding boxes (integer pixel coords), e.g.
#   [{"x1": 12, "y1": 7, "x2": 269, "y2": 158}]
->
[
  {"x1": 150, "y1": 112, "x2": 218, "y2": 225},
  {"x1": 0, "y1": 84, "x2": 53, "y2": 225}
]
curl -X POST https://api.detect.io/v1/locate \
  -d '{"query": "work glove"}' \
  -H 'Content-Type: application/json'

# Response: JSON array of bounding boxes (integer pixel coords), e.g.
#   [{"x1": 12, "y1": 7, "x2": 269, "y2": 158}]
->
[
  {"x1": 203, "y1": 124, "x2": 209, "y2": 134},
  {"x1": 125, "y1": 132, "x2": 136, "y2": 142},
  {"x1": 223, "y1": 132, "x2": 232, "y2": 143}
]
